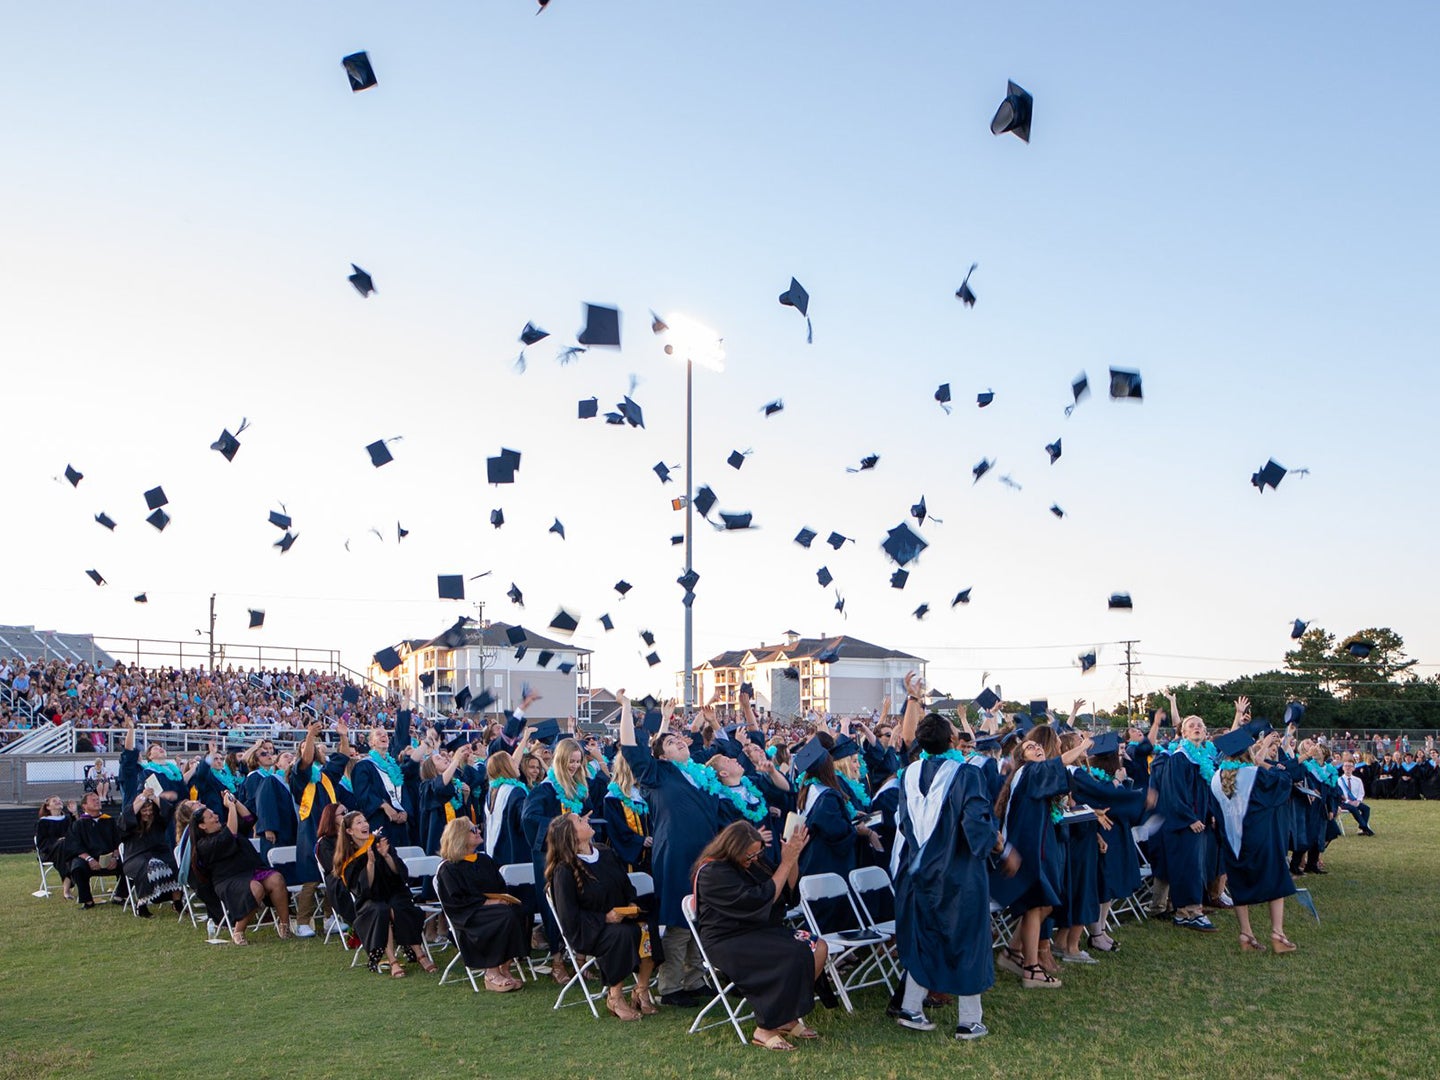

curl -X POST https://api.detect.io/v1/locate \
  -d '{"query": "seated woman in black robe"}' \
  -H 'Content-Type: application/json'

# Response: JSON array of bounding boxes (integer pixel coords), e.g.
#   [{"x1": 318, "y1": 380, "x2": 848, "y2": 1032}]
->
[
  {"x1": 190, "y1": 791, "x2": 292, "y2": 944},
  {"x1": 693, "y1": 821, "x2": 827, "y2": 1052},
  {"x1": 334, "y1": 811, "x2": 436, "y2": 977},
  {"x1": 545, "y1": 813, "x2": 652, "y2": 1021},
  {"x1": 315, "y1": 802, "x2": 355, "y2": 931},
  {"x1": 435, "y1": 817, "x2": 528, "y2": 992},
  {"x1": 120, "y1": 790, "x2": 182, "y2": 917},
  {"x1": 35, "y1": 796, "x2": 75, "y2": 899}
]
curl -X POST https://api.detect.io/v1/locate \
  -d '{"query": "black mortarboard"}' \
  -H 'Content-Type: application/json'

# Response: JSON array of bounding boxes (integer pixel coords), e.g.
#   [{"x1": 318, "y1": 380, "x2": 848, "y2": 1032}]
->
[
  {"x1": 490, "y1": 508, "x2": 505, "y2": 528},
  {"x1": 1109, "y1": 367, "x2": 1143, "y2": 401},
  {"x1": 274, "y1": 531, "x2": 298, "y2": 553},
  {"x1": 817, "y1": 567, "x2": 833, "y2": 588},
  {"x1": 827, "y1": 532, "x2": 851, "y2": 549},
  {"x1": 374, "y1": 647, "x2": 402, "y2": 673},
  {"x1": 653, "y1": 462, "x2": 673, "y2": 484},
  {"x1": 640, "y1": 629, "x2": 656, "y2": 647},
  {"x1": 1289, "y1": 618, "x2": 1308, "y2": 640},
  {"x1": 431, "y1": 618, "x2": 470, "y2": 649},
  {"x1": 1079, "y1": 650, "x2": 1097, "y2": 673},
  {"x1": 694, "y1": 485, "x2": 717, "y2": 518},
  {"x1": 486, "y1": 455, "x2": 516, "y2": 485},
  {"x1": 513, "y1": 645, "x2": 528, "y2": 661},
  {"x1": 935, "y1": 383, "x2": 952, "y2": 411},
  {"x1": 974, "y1": 688, "x2": 1000, "y2": 711},
  {"x1": 507, "y1": 582, "x2": 524, "y2": 606},
  {"x1": 1067, "y1": 372, "x2": 1090, "y2": 415},
  {"x1": 342, "y1": 51, "x2": 377, "y2": 92},
  {"x1": 1050, "y1": 504, "x2": 1065, "y2": 518},
  {"x1": 578, "y1": 397, "x2": 598, "y2": 419},
  {"x1": 144, "y1": 486, "x2": 168, "y2": 511},
  {"x1": 974, "y1": 734, "x2": 1002, "y2": 753},
  {"x1": 454, "y1": 686, "x2": 473, "y2": 711},
  {"x1": 599, "y1": 614, "x2": 614, "y2": 631},
  {"x1": 719, "y1": 511, "x2": 753, "y2": 530},
  {"x1": 396, "y1": 522, "x2": 408, "y2": 542},
  {"x1": 676, "y1": 569, "x2": 699, "y2": 591},
  {"x1": 1045, "y1": 438, "x2": 1062, "y2": 464},
  {"x1": 549, "y1": 518, "x2": 566, "y2": 540},
  {"x1": 86, "y1": 569, "x2": 106, "y2": 586},
  {"x1": 536, "y1": 650, "x2": 554, "y2": 669},
  {"x1": 911, "y1": 496, "x2": 928, "y2": 525},
  {"x1": 1013, "y1": 713, "x2": 1036, "y2": 737},
  {"x1": 549, "y1": 609, "x2": 579, "y2": 635},
  {"x1": 419, "y1": 672, "x2": 435, "y2": 690},
  {"x1": 913, "y1": 603, "x2": 929, "y2": 620},
  {"x1": 95, "y1": 512, "x2": 116, "y2": 531},
  {"x1": 210, "y1": 426, "x2": 242, "y2": 462},
  {"x1": 645, "y1": 651, "x2": 661, "y2": 667},
  {"x1": 640, "y1": 708, "x2": 662, "y2": 736},
  {"x1": 762, "y1": 399, "x2": 784, "y2": 417},
  {"x1": 615, "y1": 580, "x2": 632, "y2": 597},
  {"x1": 778, "y1": 277, "x2": 809, "y2": 317},
  {"x1": 795, "y1": 527, "x2": 817, "y2": 548},
  {"x1": 1283, "y1": 702, "x2": 1306, "y2": 726},
  {"x1": 1212, "y1": 728, "x2": 1257, "y2": 758},
  {"x1": 1030, "y1": 700, "x2": 1049, "y2": 719},
  {"x1": 348, "y1": 264, "x2": 375, "y2": 297},
  {"x1": 890, "y1": 569, "x2": 909, "y2": 589},
  {"x1": 831, "y1": 735, "x2": 861, "y2": 761},
  {"x1": 578, "y1": 303, "x2": 621, "y2": 348},
  {"x1": 1347, "y1": 640, "x2": 1374, "y2": 659},
  {"x1": 740, "y1": 681, "x2": 754, "y2": 697},
  {"x1": 793, "y1": 737, "x2": 827, "y2": 776},
  {"x1": 604, "y1": 411, "x2": 624, "y2": 425},
  {"x1": 341, "y1": 684, "x2": 359, "y2": 706},
  {"x1": 848, "y1": 453, "x2": 879, "y2": 473},
  {"x1": 365, "y1": 439, "x2": 395, "y2": 468},
  {"x1": 951, "y1": 587, "x2": 972, "y2": 606},
  {"x1": 955, "y1": 263, "x2": 978, "y2": 307},
  {"x1": 437, "y1": 575, "x2": 465, "y2": 601},
  {"x1": 815, "y1": 643, "x2": 841, "y2": 664},
  {"x1": 1243, "y1": 717, "x2": 1274, "y2": 739},
  {"x1": 1089, "y1": 731, "x2": 1120, "y2": 756},
  {"x1": 521, "y1": 322, "x2": 549, "y2": 346},
  {"x1": 976, "y1": 390, "x2": 995, "y2": 408},
  {"x1": 781, "y1": 665, "x2": 800, "y2": 680},
  {"x1": 727, "y1": 450, "x2": 746, "y2": 470},
  {"x1": 65, "y1": 464, "x2": 83, "y2": 487},
  {"x1": 133, "y1": 592, "x2": 147, "y2": 603},
  {"x1": 248, "y1": 608, "x2": 265, "y2": 629},
  {"x1": 881, "y1": 522, "x2": 927, "y2": 566},
  {"x1": 1251, "y1": 459, "x2": 1286, "y2": 493},
  {"x1": 557, "y1": 661, "x2": 575, "y2": 675},
  {"x1": 1108, "y1": 592, "x2": 1133, "y2": 610},
  {"x1": 506, "y1": 625, "x2": 527, "y2": 646},
  {"x1": 268, "y1": 510, "x2": 292, "y2": 530},
  {"x1": 498, "y1": 712, "x2": 522, "y2": 740},
  {"x1": 990, "y1": 79, "x2": 1033, "y2": 142},
  {"x1": 670, "y1": 535, "x2": 683, "y2": 545},
  {"x1": 972, "y1": 458, "x2": 993, "y2": 483},
  {"x1": 146, "y1": 508, "x2": 170, "y2": 532},
  {"x1": 443, "y1": 732, "x2": 472, "y2": 754},
  {"x1": 619, "y1": 396, "x2": 645, "y2": 429}
]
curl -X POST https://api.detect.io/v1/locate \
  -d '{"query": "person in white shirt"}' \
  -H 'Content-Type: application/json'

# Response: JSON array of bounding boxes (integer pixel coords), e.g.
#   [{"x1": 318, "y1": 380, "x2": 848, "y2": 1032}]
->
[{"x1": 1337, "y1": 762, "x2": 1375, "y2": 836}]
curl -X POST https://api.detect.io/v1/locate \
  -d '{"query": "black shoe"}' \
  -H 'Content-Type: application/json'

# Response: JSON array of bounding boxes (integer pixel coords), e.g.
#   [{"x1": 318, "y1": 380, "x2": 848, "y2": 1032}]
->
[
  {"x1": 1361, "y1": 829, "x2": 1376, "y2": 836},
  {"x1": 109, "y1": 896, "x2": 127, "y2": 906},
  {"x1": 1306, "y1": 866, "x2": 1328, "y2": 875},
  {"x1": 954, "y1": 1022, "x2": 990, "y2": 1041},
  {"x1": 80, "y1": 901, "x2": 96, "y2": 910},
  {"x1": 814, "y1": 973, "x2": 840, "y2": 1010},
  {"x1": 135, "y1": 904, "x2": 153, "y2": 919},
  {"x1": 894, "y1": 1009, "x2": 936, "y2": 1032},
  {"x1": 659, "y1": 991, "x2": 701, "y2": 1008}
]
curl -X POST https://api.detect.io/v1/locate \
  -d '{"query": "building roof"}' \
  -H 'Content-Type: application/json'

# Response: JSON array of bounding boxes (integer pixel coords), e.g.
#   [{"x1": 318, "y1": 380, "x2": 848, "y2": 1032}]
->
[
  {"x1": 403, "y1": 620, "x2": 592, "y2": 656},
  {"x1": 706, "y1": 634, "x2": 922, "y2": 667}
]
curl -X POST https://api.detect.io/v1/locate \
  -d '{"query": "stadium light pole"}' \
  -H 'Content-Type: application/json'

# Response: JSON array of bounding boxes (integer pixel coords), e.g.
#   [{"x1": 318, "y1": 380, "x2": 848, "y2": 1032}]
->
[{"x1": 662, "y1": 315, "x2": 725, "y2": 718}]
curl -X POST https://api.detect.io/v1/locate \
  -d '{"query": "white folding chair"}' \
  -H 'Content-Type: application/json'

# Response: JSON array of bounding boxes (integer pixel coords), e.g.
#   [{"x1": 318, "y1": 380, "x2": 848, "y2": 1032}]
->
[
  {"x1": 798, "y1": 872, "x2": 892, "y2": 1013},
  {"x1": 1112, "y1": 828, "x2": 1153, "y2": 923},
  {"x1": 434, "y1": 863, "x2": 490, "y2": 992},
  {"x1": 989, "y1": 899, "x2": 1018, "y2": 946},
  {"x1": 266, "y1": 845, "x2": 307, "y2": 924},
  {"x1": 848, "y1": 865, "x2": 901, "y2": 981},
  {"x1": 681, "y1": 893, "x2": 754, "y2": 1045},
  {"x1": 500, "y1": 862, "x2": 549, "y2": 980},
  {"x1": 544, "y1": 885, "x2": 603, "y2": 1017},
  {"x1": 33, "y1": 847, "x2": 60, "y2": 899},
  {"x1": 404, "y1": 855, "x2": 448, "y2": 964},
  {"x1": 395, "y1": 845, "x2": 427, "y2": 864}
]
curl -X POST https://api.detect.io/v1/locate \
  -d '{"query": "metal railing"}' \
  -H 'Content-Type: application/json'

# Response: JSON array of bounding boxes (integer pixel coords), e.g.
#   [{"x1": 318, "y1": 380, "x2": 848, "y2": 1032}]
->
[{"x1": 87, "y1": 636, "x2": 341, "y2": 673}]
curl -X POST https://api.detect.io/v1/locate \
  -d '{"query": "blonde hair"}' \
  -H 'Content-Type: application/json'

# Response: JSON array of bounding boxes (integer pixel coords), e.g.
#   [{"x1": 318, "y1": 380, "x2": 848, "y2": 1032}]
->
[
  {"x1": 439, "y1": 817, "x2": 476, "y2": 863},
  {"x1": 550, "y1": 738, "x2": 583, "y2": 801},
  {"x1": 609, "y1": 751, "x2": 637, "y2": 793}
]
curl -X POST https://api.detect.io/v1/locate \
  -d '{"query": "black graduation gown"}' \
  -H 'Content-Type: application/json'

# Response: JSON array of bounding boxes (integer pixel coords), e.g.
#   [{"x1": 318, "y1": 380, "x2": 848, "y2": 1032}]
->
[
  {"x1": 35, "y1": 813, "x2": 74, "y2": 865},
  {"x1": 521, "y1": 777, "x2": 601, "y2": 949},
  {"x1": 317, "y1": 835, "x2": 355, "y2": 923},
  {"x1": 893, "y1": 758, "x2": 998, "y2": 996},
  {"x1": 694, "y1": 859, "x2": 814, "y2": 1029},
  {"x1": 622, "y1": 744, "x2": 720, "y2": 927},
  {"x1": 350, "y1": 756, "x2": 405, "y2": 836},
  {"x1": 1156, "y1": 749, "x2": 1211, "y2": 910},
  {"x1": 603, "y1": 790, "x2": 652, "y2": 872},
  {"x1": 340, "y1": 845, "x2": 425, "y2": 952},
  {"x1": 1124, "y1": 738, "x2": 1155, "y2": 790},
  {"x1": 291, "y1": 755, "x2": 347, "y2": 886},
  {"x1": 251, "y1": 772, "x2": 298, "y2": 864},
  {"x1": 549, "y1": 848, "x2": 642, "y2": 986},
  {"x1": 434, "y1": 855, "x2": 530, "y2": 969},
  {"x1": 195, "y1": 827, "x2": 264, "y2": 922},
  {"x1": 1420, "y1": 761, "x2": 1440, "y2": 800},
  {"x1": 991, "y1": 757, "x2": 1068, "y2": 915},
  {"x1": 1069, "y1": 769, "x2": 1150, "y2": 913},
  {"x1": 120, "y1": 804, "x2": 181, "y2": 904},
  {"x1": 1211, "y1": 766, "x2": 1296, "y2": 905}
]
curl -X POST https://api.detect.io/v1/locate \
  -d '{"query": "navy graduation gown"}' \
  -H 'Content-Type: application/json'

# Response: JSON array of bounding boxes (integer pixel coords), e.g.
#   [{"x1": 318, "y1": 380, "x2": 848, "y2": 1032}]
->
[
  {"x1": 251, "y1": 772, "x2": 298, "y2": 864},
  {"x1": 1211, "y1": 766, "x2": 1296, "y2": 905},
  {"x1": 1156, "y1": 749, "x2": 1211, "y2": 910},
  {"x1": 893, "y1": 758, "x2": 998, "y2": 996},
  {"x1": 349, "y1": 756, "x2": 404, "y2": 836},
  {"x1": 191, "y1": 759, "x2": 239, "y2": 814},
  {"x1": 1064, "y1": 770, "x2": 1149, "y2": 926},
  {"x1": 797, "y1": 784, "x2": 857, "y2": 882},
  {"x1": 291, "y1": 755, "x2": 347, "y2": 885},
  {"x1": 622, "y1": 744, "x2": 720, "y2": 927},
  {"x1": 603, "y1": 791, "x2": 651, "y2": 872},
  {"x1": 991, "y1": 756, "x2": 1068, "y2": 915},
  {"x1": 484, "y1": 783, "x2": 528, "y2": 869}
]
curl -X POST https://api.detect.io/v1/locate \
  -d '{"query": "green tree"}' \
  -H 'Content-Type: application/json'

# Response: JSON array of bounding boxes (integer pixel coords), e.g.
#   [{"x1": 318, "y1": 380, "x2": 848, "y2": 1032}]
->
[{"x1": 1335, "y1": 627, "x2": 1417, "y2": 700}]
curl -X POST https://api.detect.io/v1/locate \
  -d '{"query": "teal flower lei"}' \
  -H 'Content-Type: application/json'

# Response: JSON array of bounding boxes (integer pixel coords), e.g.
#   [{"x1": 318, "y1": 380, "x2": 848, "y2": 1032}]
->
[
  {"x1": 546, "y1": 768, "x2": 588, "y2": 814},
  {"x1": 144, "y1": 761, "x2": 183, "y2": 782},
  {"x1": 1050, "y1": 797, "x2": 1067, "y2": 824},
  {"x1": 1218, "y1": 760, "x2": 1250, "y2": 772},
  {"x1": 606, "y1": 781, "x2": 648, "y2": 815},
  {"x1": 450, "y1": 779, "x2": 466, "y2": 812},
  {"x1": 489, "y1": 777, "x2": 528, "y2": 795},
  {"x1": 367, "y1": 750, "x2": 404, "y2": 787},
  {"x1": 211, "y1": 763, "x2": 239, "y2": 793},
  {"x1": 1085, "y1": 766, "x2": 1113, "y2": 783},
  {"x1": 721, "y1": 776, "x2": 769, "y2": 824},
  {"x1": 1176, "y1": 739, "x2": 1217, "y2": 783},
  {"x1": 840, "y1": 773, "x2": 871, "y2": 811}
]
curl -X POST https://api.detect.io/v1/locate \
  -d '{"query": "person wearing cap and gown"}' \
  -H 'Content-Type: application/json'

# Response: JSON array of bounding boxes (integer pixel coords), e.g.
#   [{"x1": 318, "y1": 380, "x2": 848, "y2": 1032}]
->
[
  {"x1": 1154, "y1": 697, "x2": 1221, "y2": 931},
  {"x1": 349, "y1": 726, "x2": 411, "y2": 839},
  {"x1": 794, "y1": 733, "x2": 883, "y2": 930},
  {"x1": 1210, "y1": 727, "x2": 1298, "y2": 953},
  {"x1": 290, "y1": 719, "x2": 349, "y2": 936},
  {"x1": 619, "y1": 692, "x2": 720, "y2": 1006},
  {"x1": 190, "y1": 745, "x2": 243, "y2": 815},
  {"x1": 1083, "y1": 735, "x2": 1152, "y2": 949},
  {"x1": 890, "y1": 712, "x2": 1007, "y2": 1039},
  {"x1": 434, "y1": 818, "x2": 529, "y2": 993},
  {"x1": 604, "y1": 750, "x2": 653, "y2": 874},
  {"x1": 484, "y1": 749, "x2": 530, "y2": 868},
  {"x1": 420, "y1": 745, "x2": 477, "y2": 856},
  {"x1": 246, "y1": 747, "x2": 299, "y2": 866}
]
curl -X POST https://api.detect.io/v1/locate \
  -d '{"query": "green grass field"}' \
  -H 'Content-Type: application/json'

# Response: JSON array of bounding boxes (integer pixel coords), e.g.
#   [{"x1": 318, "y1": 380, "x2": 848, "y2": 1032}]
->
[{"x1": 4, "y1": 803, "x2": 1437, "y2": 1080}]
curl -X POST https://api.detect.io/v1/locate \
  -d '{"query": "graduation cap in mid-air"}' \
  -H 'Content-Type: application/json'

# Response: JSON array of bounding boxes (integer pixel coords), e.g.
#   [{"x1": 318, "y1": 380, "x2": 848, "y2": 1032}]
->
[
  {"x1": 618, "y1": 395, "x2": 645, "y2": 429},
  {"x1": 1050, "y1": 504, "x2": 1065, "y2": 519},
  {"x1": 955, "y1": 263, "x2": 978, "y2": 307},
  {"x1": 676, "y1": 569, "x2": 699, "y2": 592},
  {"x1": 1283, "y1": 702, "x2": 1306, "y2": 727},
  {"x1": 972, "y1": 458, "x2": 994, "y2": 483},
  {"x1": 95, "y1": 512, "x2": 116, "y2": 531},
  {"x1": 374, "y1": 646, "x2": 402, "y2": 673},
  {"x1": 348, "y1": 264, "x2": 375, "y2": 297},
  {"x1": 437, "y1": 575, "x2": 465, "y2": 601},
  {"x1": 535, "y1": 650, "x2": 554, "y2": 669},
  {"x1": 1109, "y1": 367, "x2": 1143, "y2": 401},
  {"x1": 762, "y1": 399, "x2": 784, "y2": 417},
  {"x1": 794, "y1": 527, "x2": 817, "y2": 549},
  {"x1": 847, "y1": 454, "x2": 880, "y2": 473},
  {"x1": 890, "y1": 568, "x2": 909, "y2": 589},
  {"x1": 366, "y1": 438, "x2": 400, "y2": 468},
  {"x1": 1108, "y1": 592, "x2": 1133, "y2": 610},
  {"x1": 210, "y1": 418, "x2": 249, "y2": 462},
  {"x1": 727, "y1": 449, "x2": 748, "y2": 470},
  {"x1": 974, "y1": 688, "x2": 1000, "y2": 711},
  {"x1": 418, "y1": 672, "x2": 435, "y2": 690},
  {"x1": 1290, "y1": 618, "x2": 1308, "y2": 640},
  {"x1": 342, "y1": 51, "x2": 377, "y2": 92},
  {"x1": 577, "y1": 303, "x2": 621, "y2": 348},
  {"x1": 693, "y1": 485, "x2": 717, "y2": 519},
  {"x1": 86, "y1": 569, "x2": 106, "y2": 586},
  {"x1": 990, "y1": 79, "x2": 1033, "y2": 142},
  {"x1": 935, "y1": 383, "x2": 952, "y2": 413},
  {"x1": 133, "y1": 593, "x2": 147, "y2": 603},
  {"x1": 274, "y1": 531, "x2": 298, "y2": 553},
  {"x1": 614, "y1": 580, "x2": 632, "y2": 598},
  {"x1": 815, "y1": 642, "x2": 841, "y2": 664},
  {"x1": 1078, "y1": 650, "x2": 1098, "y2": 673},
  {"x1": 248, "y1": 608, "x2": 266, "y2": 629},
  {"x1": 520, "y1": 321, "x2": 549, "y2": 346},
  {"x1": 1347, "y1": 640, "x2": 1376, "y2": 659},
  {"x1": 1066, "y1": 372, "x2": 1090, "y2": 416},
  {"x1": 454, "y1": 686, "x2": 473, "y2": 711},
  {"x1": 653, "y1": 462, "x2": 674, "y2": 484},
  {"x1": 913, "y1": 603, "x2": 930, "y2": 620},
  {"x1": 549, "y1": 518, "x2": 566, "y2": 540},
  {"x1": 144, "y1": 486, "x2": 168, "y2": 511},
  {"x1": 817, "y1": 566, "x2": 833, "y2": 588},
  {"x1": 645, "y1": 651, "x2": 662, "y2": 667},
  {"x1": 549, "y1": 609, "x2": 579, "y2": 636},
  {"x1": 490, "y1": 509, "x2": 505, "y2": 528},
  {"x1": 507, "y1": 582, "x2": 524, "y2": 606},
  {"x1": 578, "y1": 397, "x2": 598, "y2": 420},
  {"x1": 976, "y1": 390, "x2": 995, "y2": 408},
  {"x1": 718, "y1": 511, "x2": 753, "y2": 530},
  {"x1": 599, "y1": 613, "x2": 614, "y2": 631},
  {"x1": 951, "y1": 587, "x2": 972, "y2": 606},
  {"x1": 268, "y1": 509, "x2": 292, "y2": 530},
  {"x1": 1251, "y1": 459, "x2": 1286, "y2": 493},
  {"x1": 882, "y1": 523, "x2": 927, "y2": 566},
  {"x1": 146, "y1": 508, "x2": 170, "y2": 532},
  {"x1": 486, "y1": 448, "x2": 521, "y2": 485},
  {"x1": 826, "y1": 532, "x2": 851, "y2": 550},
  {"x1": 1045, "y1": 439, "x2": 1062, "y2": 464},
  {"x1": 64, "y1": 464, "x2": 83, "y2": 487}
]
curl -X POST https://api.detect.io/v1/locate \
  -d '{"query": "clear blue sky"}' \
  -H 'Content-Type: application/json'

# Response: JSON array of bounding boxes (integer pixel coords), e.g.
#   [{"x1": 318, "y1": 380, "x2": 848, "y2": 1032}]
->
[{"x1": 4, "y1": 2, "x2": 1437, "y2": 710}]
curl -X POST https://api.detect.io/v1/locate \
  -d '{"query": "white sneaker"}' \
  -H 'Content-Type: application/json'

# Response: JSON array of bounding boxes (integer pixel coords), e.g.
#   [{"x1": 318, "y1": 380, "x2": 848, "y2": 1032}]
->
[
  {"x1": 324, "y1": 916, "x2": 347, "y2": 934},
  {"x1": 294, "y1": 923, "x2": 316, "y2": 938},
  {"x1": 1059, "y1": 949, "x2": 1098, "y2": 964}
]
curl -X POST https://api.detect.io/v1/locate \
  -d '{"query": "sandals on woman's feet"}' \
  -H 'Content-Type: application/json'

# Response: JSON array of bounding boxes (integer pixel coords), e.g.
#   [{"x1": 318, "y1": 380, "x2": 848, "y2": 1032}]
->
[
  {"x1": 416, "y1": 956, "x2": 438, "y2": 975},
  {"x1": 1240, "y1": 933, "x2": 1267, "y2": 953},
  {"x1": 1089, "y1": 932, "x2": 1119, "y2": 953},
  {"x1": 1270, "y1": 932, "x2": 1297, "y2": 954},
  {"x1": 230, "y1": 930, "x2": 249, "y2": 946},
  {"x1": 996, "y1": 946, "x2": 1027, "y2": 977},
  {"x1": 276, "y1": 923, "x2": 292, "y2": 940},
  {"x1": 484, "y1": 972, "x2": 521, "y2": 993},
  {"x1": 781, "y1": 1022, "x2": 820, "y2": 1040},
  {"x1": 751, "y1": 1031, "x2": 796, "y2": 1051},
  {"x1": 390, "y1": 962, "x2": 408, "y2": 978},
  {"x1": 1020, "y1": 963, "x2": 1061, "y2": 989}
]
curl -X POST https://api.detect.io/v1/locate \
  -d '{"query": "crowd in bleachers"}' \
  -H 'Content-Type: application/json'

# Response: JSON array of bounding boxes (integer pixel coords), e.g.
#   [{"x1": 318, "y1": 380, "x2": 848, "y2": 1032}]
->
[{"x1": 28, "y1": 675, "x2": 1408, "y2": 1049}]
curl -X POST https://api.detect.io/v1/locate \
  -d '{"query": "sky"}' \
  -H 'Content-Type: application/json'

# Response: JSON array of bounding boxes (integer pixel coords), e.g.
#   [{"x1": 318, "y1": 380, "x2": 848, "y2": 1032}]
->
[{"x1": 3, "y1": 2, "x2": 1438, "y2": 713}]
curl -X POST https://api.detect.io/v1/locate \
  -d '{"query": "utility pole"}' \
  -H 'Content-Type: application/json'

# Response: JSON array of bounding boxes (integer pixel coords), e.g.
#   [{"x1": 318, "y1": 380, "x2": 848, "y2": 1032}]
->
[
  {"x1": 1120, "y1": 639, "x2": 1139, "y2": 720},
  {"x1": 208, "y1": 593, "x2": 217, "y2": 673},
  {"x1": 474, "y1": 600, "x2": 486, "y2": 715}
]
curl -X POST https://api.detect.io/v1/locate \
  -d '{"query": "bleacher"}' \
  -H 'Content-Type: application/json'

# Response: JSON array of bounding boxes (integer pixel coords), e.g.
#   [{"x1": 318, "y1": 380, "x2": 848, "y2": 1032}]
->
[{"x1": 0, "y1": 625, "x2": 115, "y2": 667}]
